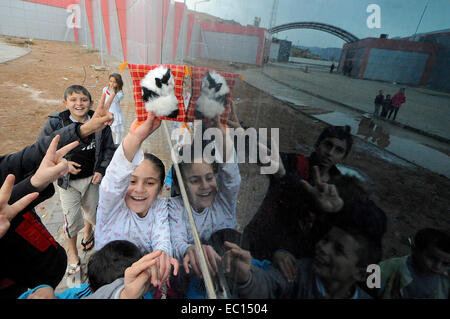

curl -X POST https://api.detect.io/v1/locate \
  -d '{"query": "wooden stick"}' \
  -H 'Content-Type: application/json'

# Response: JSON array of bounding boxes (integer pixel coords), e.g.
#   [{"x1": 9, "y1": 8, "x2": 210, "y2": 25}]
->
[{"x1": 161, "y1": 120, "x2": 217, "y2": 299}]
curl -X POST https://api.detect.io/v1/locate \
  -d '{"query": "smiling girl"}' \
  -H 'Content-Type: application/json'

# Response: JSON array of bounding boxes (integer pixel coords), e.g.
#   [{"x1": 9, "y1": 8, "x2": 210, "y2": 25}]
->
[
  {"x1": 103, "y1": 73, "x2": 125, "y2": 144},
  {"x1": 95, "y1": 112, "x2": 178, "y2": 284},
  {"x1": 168, "y1": 117, "x2": 241, "y2": 279}
]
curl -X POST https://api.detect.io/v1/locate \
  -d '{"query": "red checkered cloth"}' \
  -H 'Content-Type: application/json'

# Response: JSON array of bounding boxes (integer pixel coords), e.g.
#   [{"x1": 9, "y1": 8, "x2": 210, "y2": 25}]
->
[
  {"x1": 186, "y1": 67, "x2": 240, "y2": 124},
  {"x1": 128, "y1": 63, "x2": 187, "y2": 122}
]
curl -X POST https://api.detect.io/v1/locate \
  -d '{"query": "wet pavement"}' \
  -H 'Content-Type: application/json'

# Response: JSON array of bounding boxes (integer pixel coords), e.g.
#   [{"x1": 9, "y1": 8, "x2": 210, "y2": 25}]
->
[
  {"x1": 261, "y1": 63, "x2": 450, "y2": 142},
  {"x1": 241, "y1": 65, "x2": 450, "y2": 178}
]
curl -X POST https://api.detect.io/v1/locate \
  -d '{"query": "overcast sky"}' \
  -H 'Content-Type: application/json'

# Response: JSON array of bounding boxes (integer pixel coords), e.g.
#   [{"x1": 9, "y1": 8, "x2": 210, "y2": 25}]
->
[{"x1": 182, "y1": 0, "x2": 450, "y2": 48}]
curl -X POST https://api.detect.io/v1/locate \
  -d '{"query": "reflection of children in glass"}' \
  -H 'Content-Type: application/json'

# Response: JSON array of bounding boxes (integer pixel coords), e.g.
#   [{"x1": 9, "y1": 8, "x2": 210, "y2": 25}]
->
[
  {"x1": 373, "y1": 90, "x2": 384, "y2": 117},
  {"x1": 388, "y1": 88, "x2": 406, "y2": 121},
  {"x1": 168, "y1": 118, "x2": 241, "y2": 280},
  {"x1": 378, "y1": 228, "x2": 449, "y2": 299},
  {"x1": 224, "y1": 200, "x2": 387, "y2": 299},
  {"x1": 242, "y1": 126, "x2": 353, "y2": 268},
  {"x1": 380, "y1": 94, "x2": 392, "y2": 118}
]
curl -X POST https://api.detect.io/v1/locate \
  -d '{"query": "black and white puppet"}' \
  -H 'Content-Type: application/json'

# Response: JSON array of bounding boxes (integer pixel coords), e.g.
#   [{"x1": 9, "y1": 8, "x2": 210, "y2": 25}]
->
[
  {"x1": 140, "y1": 66, "x2": 179, "y2": 118},
  {"x1": 194, "y1": 71, "x2": 230, "y2": 119}
]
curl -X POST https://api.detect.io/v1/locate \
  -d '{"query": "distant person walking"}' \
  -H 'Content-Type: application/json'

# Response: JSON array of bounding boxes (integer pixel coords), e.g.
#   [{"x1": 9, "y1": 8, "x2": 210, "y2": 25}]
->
[
  {"x1": 388, "y1": 88, "x2": 406, "y2": 121},
  {"x1": 330, "y1": 63, "x2": 335, "y2": 73},
  {"x1": 373, "y1": 90, "x2": 384, "y2": 117}
]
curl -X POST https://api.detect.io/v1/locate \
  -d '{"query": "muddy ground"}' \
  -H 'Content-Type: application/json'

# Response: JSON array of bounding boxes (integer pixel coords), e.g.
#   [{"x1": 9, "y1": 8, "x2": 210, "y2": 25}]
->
[
  {"x1": 1, "y1": 37, "x2": 449, "y2": 261},
  {"x1": 190, "y1": 58, "x2": 450, "y2": 258}
]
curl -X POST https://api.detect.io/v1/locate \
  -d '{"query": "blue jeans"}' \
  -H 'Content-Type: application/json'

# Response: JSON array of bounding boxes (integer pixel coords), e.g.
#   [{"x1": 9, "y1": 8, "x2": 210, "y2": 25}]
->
[{"x1": 374, "y1": 103, "x2": 382, "y2": 116}]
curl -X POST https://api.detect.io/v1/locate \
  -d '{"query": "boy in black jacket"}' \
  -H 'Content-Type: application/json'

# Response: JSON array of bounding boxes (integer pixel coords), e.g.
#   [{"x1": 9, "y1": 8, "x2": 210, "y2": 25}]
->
[
  {"x1": 0, "y1": 95, "x2": 114, "y2": 298},
  {"x1": 373, "y1": 90, "x2": 384, "y2": 117},
  {"x1": 38, "y1": 85, "x2": 116, "y2": 277}
]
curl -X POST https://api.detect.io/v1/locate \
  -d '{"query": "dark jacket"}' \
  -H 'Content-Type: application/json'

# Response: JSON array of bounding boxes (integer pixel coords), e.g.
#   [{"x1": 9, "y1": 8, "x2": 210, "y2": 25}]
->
[
  {"x1": 0, "y1": 124, "x2": 86, "y2": 298},
  {"x1": 242, "y1": 152, "x2": 342, "y2": 261},
  {"x1": 237, "y1": 259, "x2": 372, "y2": 299},
  {"x1": 374, "y1": 94, "x2": 384, "y2": 105},
  {"x1": 38, "y1": 110, "x2": 116, "y2": 189}
]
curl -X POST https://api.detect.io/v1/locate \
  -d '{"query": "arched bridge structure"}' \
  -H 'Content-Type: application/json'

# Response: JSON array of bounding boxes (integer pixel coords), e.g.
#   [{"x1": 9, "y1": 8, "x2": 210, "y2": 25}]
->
[{"x1": 268, "y1": 22, "x2": 359, "y2": 43}]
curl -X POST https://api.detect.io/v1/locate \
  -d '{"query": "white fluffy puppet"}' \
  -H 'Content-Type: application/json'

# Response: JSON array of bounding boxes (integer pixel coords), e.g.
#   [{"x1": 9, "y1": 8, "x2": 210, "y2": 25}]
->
[
  {"x1": 140, "y1": 66, "x2": 179, "y2": 118},
  {"x1": 194, "y1": 71, "x2": 230, "y2": 119}
]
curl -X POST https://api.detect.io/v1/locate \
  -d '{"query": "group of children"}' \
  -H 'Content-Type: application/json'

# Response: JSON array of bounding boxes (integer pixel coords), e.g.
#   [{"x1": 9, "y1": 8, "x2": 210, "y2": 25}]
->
[
  {"x1": 373, "y1": 88, "x2": 407, "y2": 120},
  {"x1": 0, "y1": 73, "x2": 448, "y2": 300}
]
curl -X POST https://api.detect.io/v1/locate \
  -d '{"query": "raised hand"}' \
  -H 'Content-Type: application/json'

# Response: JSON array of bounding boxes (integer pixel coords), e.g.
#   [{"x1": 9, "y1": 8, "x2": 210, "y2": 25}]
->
[
  {"x1": 120, "y1": 250, "x2": 162, "y2": 299},
  {"x1": 0, "y1": 175, "x2": 39, "y2": 239},
  {"x1": 222, "y1": 241, "x2": 252, "y2": 284},
  {"x1": 79, "y1": 92, "x2": 115, "y2": 138},
  {"x1": 155, "y1": 251, "x2": 179, "y2": 285},
  {"x1": 273, "y1": 249, "x2": 297, "y2": 283},
  {"x1": 123, "y1": 112, "x2": 161, "y2": 162},
  {"x1": 300, "y1": 165, "x2": 344, "y2": 213},
  {"x1": 183, "y1": 244, "x2": 221, "y2": 278},
  {"x1": 27, "y1": 286, "x2": 57, "y2": 299},
  {"x1": 226, "y1": 101, "x2": 241, "y2": 128},
  {"x1": 30, "y1": 135, "x2": 79, "y2": 191},
  {"x1": 68, "y1": 161, "x2": 82, "y2": 175},
  {"x1": 129, "y1": 112, "x2": 162, "y2": 143}
]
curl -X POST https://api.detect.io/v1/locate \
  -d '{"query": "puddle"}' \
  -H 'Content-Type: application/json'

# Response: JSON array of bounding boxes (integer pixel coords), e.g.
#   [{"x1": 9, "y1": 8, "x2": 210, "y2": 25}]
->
[
  {"x1": 312, "y1": 111, "x2": 450, "y2": 178},
  {"x1": 248, "y1": 75, "x2": 449, "y2": 178},
  {"x1": 273, "y1": 95, "x2": 307, "y2": 106},
  {"x1": 336, "y1": 164, "x2": 370, "y2": 182}
]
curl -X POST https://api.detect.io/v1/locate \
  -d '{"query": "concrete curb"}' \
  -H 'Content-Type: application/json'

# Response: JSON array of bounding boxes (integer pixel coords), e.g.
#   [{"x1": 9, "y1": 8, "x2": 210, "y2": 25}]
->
[
  {"x1": 262, "y1": 69, "x2": 450, "y2": 145},
  {"x1": 0, "y1": 44, "x2": 32, "y2": 64}
]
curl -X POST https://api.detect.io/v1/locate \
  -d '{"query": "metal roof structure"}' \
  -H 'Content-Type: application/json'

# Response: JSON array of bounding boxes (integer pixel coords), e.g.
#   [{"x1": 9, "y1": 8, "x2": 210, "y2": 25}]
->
[{"x1": 268, "y1": 22, "x2": 359, "y2": 43}]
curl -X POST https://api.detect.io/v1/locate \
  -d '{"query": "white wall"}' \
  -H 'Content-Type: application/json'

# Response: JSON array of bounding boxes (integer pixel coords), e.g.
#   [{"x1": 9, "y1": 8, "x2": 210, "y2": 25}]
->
[
  {"x1": 269, "y1": 42, "x2": 280, "y2": 60},
  {"x1": 0, "y1": 0, "x2": 75, "y2": 42},
  {"x1": 364, "y1": 48, "x2": 429, "y2": 85}
]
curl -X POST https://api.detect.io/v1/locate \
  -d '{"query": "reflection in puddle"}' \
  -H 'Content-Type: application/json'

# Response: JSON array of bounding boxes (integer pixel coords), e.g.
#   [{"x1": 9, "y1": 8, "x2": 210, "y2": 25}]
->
[
  {"x1": 336, "y1": 165, "x2": 370, "y2": 183},
  {"x1": 273, "y1": 95, "x2": 307, "y2": 106},
  {"x1": 312, "y1": 111, "x2": 450, "y2": 178}
]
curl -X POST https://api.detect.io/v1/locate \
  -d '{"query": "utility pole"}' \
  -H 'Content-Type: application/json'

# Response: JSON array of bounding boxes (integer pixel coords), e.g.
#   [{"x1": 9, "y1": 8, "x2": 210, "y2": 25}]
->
[
  {"x1": 413, "y1": 0, "x2": 429, "y2": 38},
  {"x1": 269, "y1": 0, "x2": 279, "y2": 28}
]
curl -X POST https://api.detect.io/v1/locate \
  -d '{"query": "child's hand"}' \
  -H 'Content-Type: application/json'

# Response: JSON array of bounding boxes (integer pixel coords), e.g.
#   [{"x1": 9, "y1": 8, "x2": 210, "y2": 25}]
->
[
  {"x1": 227, "y1": 101, "x2": 240, "y2": 128},
  {"x1": 30, "y1": 135, "x2": 79, "y2": 191},
  {"x1": 222, "y1": 241, "x2": 252, "y2": 285},
  {"x1": 156, "y1": 251, "x2": 179, "y2": 285},
  {"x1": 91, "y1": 172, "x2": 103, "y2": 184},
  {"x1": 300, "y1": 166, "x2": 344, "y2": 213},
  {"x1": 273, "y1": 250, "x2": 297, "y2": 283},
  {"x1": 80, "y1": 92, "x2": 115, "y2": 137},
  {"x1": 122, "y1": 113, "x2": 161, "y2": 163},
  {"x1": 27, "y1": 286, "x2": 57, "y2": 299},
  {"x1": 183, "y1": 244, "x2": 221, "y2": 278},
  {"x1": 68, "y1": 161, "x2": 82, "y2": 175},
  {"x1": 0, "y1": 175, "x2": 38, "y2": 239},
  {"x1": 129, "y1": 113, "x2": 161, "y2": 142},
  {"x1": 226, "y1": 119, "x2": 241, "y2": 129},
  {"x1": 109, "y1": 82, "x2": 119, "y2": 93},
  {"x1": 120, "y1": 250, "x2": 163, "y2": 299}
]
